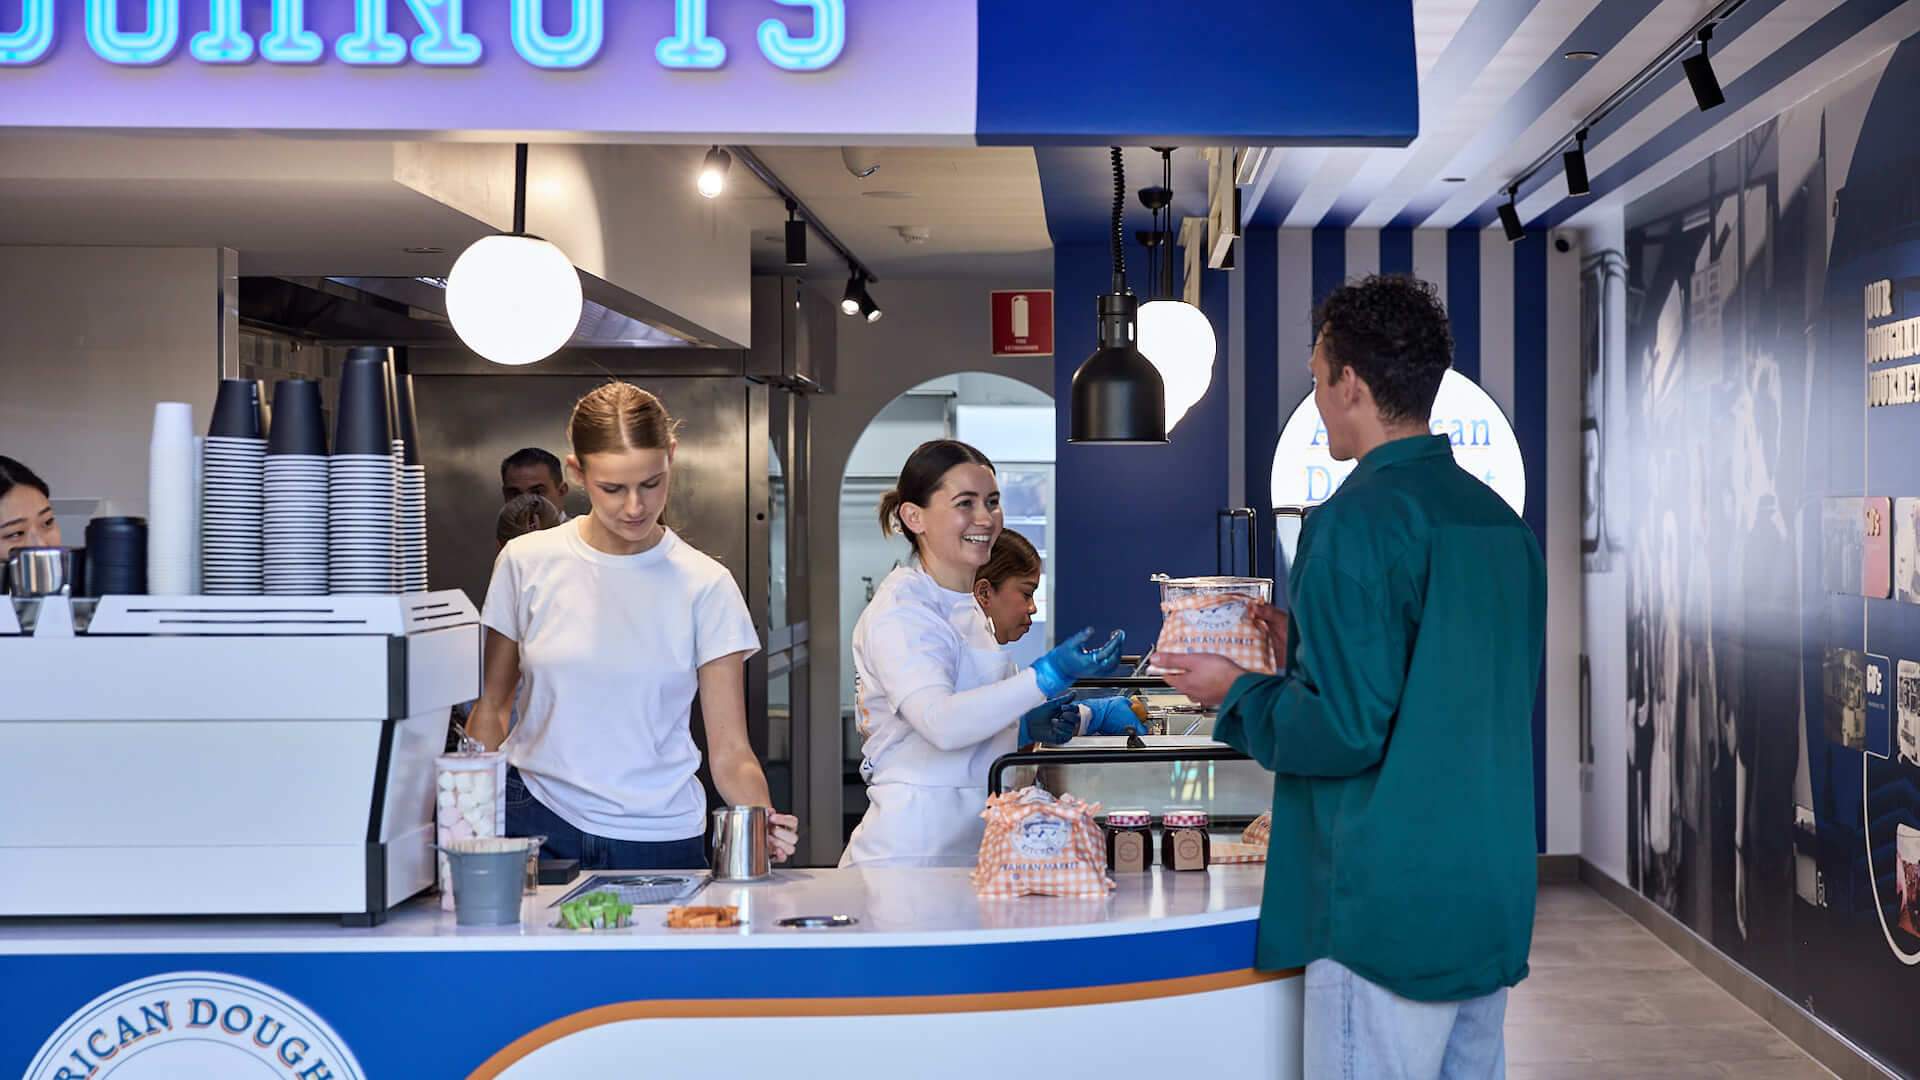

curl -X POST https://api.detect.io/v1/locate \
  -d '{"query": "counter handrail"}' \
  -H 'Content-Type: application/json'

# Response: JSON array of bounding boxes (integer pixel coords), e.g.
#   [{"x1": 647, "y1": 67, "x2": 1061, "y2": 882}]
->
[{"x1": 987, "y1": 743, "x2": 1251, "y2": 795}]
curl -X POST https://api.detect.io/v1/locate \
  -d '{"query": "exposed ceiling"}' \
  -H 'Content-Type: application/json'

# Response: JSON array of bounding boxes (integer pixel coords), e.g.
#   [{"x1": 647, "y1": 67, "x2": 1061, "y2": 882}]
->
[
  {"x1": 728, "y1": 146, "x2": 1052, "y2": 280},
  {"x1": 0, "y1": 135, "x2": 496, "y2": 278},
  {"x1": 1240, "y1": 0, "x2": 1920, "y2": 233},
  {"x1": 4, "y1": 0, "x2": 1908, "y2": 303}
]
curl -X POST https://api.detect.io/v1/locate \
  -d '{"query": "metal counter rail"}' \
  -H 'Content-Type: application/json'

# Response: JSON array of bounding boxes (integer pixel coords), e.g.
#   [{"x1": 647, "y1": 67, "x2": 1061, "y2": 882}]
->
[{"x1": 987, "y1": 743, "x2": 1252, "y2": 795}]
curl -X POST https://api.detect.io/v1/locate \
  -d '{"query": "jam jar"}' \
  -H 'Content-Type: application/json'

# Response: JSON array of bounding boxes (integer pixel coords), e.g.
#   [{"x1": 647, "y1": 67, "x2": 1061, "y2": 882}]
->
[
  {"x1": 1106, "y1": 810, "x2": 1153, "y2": 873},
  {"x1": 1161, "y1": 809, "x2": 1211, "y2": 871}
]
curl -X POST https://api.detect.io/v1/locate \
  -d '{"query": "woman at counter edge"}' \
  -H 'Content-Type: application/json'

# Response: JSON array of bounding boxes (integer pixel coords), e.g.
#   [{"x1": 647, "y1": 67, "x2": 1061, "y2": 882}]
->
[
  {"x1": 1156, "y1": 275, "x2": 1547, "y2": 1079},
  {"x1": 0, "y1": 456, "x2": 61, "y2": 561},
  {"x1": 840, "y1": 440, "x2": 1129, "y2": 867},
  {"x1": 468, "y1": 382, "x2": 799, "y2": 871}
]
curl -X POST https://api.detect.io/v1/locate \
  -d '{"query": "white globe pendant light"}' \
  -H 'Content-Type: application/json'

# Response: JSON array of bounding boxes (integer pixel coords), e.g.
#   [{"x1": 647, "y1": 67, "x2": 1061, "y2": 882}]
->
[
  {"x1": 1137, "y1": 297, "x2": 1215, "y2": 431},
  {"x1": 446, "y1": 144, "x2": 583, "y2": 367},
  {"x1": 1131, "y1": 148, "x2": 1215, "y2": 434}
]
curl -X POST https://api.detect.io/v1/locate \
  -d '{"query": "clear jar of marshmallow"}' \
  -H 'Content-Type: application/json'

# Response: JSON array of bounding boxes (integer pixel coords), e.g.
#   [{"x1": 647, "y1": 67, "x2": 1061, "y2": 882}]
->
[{"x1": 435, "y1": 751, "x2": 508, "y2": 912}]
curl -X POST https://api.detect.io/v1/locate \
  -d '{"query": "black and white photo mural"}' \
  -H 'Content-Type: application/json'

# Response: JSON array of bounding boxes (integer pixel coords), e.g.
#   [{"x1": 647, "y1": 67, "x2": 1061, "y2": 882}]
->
[{"x1": 1619, "y1": 36, "x2": 1920, "y2": 1070}]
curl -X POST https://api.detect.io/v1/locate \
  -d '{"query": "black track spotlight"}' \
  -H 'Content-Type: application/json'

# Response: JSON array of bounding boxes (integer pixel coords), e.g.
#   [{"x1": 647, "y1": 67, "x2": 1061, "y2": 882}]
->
[
  {"x1": 860, "y1": 288, "x2": 882, "y2": 323},
  {"x1": 784, "y1": 200, "x2": 807, "y2": 266},
  {"x1": 841, "y1": 272, "x2": 870, "y2": 317},
  {"x1": 1498, "y1": 192, "x2": 1525, "y2": 243},
  {"x1": 1682, "y1": 29, "x2": 1725, "y2": 111},
  {"x1": 698, "y1": 146, "x2": 731, "y2": 198},
  {"x1": 1563, "y1": 130, "x2": 1591, "y2": 197}
]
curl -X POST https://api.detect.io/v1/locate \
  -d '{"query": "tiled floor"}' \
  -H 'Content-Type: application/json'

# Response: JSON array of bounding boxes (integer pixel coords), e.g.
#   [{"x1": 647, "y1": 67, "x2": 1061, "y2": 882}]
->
[{"x1": 1505, "y1": 885, "x2": 1836, "y2": 1079}]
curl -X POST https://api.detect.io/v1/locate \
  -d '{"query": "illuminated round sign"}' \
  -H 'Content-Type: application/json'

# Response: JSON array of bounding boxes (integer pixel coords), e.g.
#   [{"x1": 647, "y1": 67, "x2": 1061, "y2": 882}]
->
[{"x1": 1269, "y1": 369, "x2": 1526, "y2": 514}]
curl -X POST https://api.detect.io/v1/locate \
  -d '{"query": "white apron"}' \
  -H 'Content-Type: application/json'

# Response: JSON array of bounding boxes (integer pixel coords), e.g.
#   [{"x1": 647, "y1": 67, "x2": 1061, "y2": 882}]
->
[{"x1": 839, "y1": 637, "x2": 1017, "y2": 867}]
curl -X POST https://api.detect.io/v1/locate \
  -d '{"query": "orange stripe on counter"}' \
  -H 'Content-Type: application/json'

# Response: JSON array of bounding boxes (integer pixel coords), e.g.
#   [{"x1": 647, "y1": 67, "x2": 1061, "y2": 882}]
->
[{"x1": 467, "y1": 966, "x2": 1300, "y2": 1079}]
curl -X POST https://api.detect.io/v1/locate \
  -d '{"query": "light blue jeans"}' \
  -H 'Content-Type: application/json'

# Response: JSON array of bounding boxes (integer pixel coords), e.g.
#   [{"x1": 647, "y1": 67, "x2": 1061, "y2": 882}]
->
[{"x1": 1303, "y1": 959, "x2": 1509, "y2": 1080}]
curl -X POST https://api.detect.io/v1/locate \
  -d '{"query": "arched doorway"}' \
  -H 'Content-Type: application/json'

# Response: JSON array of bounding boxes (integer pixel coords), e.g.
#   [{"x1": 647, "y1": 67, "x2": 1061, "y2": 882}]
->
[{"x1": 836, "y1": 373, "x2": 1056, "y2": 834}]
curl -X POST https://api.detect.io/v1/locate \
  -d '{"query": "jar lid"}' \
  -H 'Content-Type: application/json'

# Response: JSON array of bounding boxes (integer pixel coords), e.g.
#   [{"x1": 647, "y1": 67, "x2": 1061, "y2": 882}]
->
[
  {"x1": 1164, "y1": 810, "x2": 1210, "y2": 828},
  {"x1": 1108, "y1": 810, "x2": 1151, "y2": 827}
]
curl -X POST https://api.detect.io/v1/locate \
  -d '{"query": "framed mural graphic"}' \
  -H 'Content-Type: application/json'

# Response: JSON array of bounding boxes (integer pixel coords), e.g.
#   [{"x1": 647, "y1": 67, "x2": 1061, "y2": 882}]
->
[{"x1": 1621, "y1": 37, "x2": 1920, "y2": 1073}]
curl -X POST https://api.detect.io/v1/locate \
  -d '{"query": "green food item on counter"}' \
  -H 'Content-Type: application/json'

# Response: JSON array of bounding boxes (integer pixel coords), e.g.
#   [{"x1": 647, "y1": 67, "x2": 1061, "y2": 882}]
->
[{"x1": 560, "y1": 890, "x2": 630, "y2": 931}]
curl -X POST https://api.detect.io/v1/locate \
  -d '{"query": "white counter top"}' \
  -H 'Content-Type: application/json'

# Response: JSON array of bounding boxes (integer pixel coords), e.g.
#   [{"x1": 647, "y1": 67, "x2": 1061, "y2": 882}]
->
[{"x1": 0, "y1": 865, "x2": 1265, "y2": 954}]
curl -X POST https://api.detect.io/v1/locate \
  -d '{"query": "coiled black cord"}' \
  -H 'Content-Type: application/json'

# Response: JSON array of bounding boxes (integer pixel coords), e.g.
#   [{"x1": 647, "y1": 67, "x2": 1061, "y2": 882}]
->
[{"x1": 1109, "y1": 146, "x2": 1127, "y2": 293}]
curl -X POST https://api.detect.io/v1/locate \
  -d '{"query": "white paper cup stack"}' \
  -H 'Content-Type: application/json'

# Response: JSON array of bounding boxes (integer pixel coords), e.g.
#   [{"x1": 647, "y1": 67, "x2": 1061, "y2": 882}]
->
[
  {"x1": 147, "y1": 402, "x2": 200, "y2": 596},
  {"x1": 398, "y1": 455, "x2": 427, "y2": 593},
  {"x1": 391, "y1": 365, "x2": 430, "y2": 594}
]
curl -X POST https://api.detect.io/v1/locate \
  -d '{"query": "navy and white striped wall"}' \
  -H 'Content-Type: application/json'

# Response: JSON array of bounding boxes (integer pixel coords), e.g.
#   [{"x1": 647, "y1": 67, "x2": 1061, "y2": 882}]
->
[{"x1": 1234, "y1": 226, "x2": 1584, "y2": 855}]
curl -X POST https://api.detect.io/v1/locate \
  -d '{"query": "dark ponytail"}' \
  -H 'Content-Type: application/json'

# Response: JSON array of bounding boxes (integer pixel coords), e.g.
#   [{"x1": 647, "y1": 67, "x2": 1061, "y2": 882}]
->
[
  {"x1": 880, "y1": 439, "x2": 995, "y2": 551},
  {"x1": 0, "y1": 456, "x2": 50, "y2": 502}
]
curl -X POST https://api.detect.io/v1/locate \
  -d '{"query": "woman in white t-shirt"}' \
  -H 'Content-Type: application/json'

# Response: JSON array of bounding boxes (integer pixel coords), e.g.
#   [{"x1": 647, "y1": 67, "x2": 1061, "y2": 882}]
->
[
  {"x1": 469, "y1": 382, "x2": 799, "y2": 870},
  {"x1": 840, "y1": 440, "x2": 1126, "y2": 867}
]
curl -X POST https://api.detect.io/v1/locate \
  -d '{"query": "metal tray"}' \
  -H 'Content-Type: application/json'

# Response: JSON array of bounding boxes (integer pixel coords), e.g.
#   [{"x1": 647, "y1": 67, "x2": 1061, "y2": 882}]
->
[{"x1": 550, "y1": 873, "x2": 710, "y2": 908}]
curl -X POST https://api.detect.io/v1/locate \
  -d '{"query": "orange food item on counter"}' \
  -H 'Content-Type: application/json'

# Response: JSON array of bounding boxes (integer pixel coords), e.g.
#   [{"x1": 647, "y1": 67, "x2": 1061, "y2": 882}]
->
[
  {"x1": 1154, "y1": 594, "x2": 1277, "y2": 674},
  {"x1": 972, "y1": 787, "x2": 1114, "y2": 899},
  {"x1": 667, "y1": 905, "x2": 740, "y2": 929}
]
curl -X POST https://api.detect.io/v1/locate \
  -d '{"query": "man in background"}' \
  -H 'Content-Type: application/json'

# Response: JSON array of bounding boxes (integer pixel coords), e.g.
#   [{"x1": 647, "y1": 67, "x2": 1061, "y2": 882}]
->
[{"x1": 500, "y1": 447, "x2": 568, "y2": 507}]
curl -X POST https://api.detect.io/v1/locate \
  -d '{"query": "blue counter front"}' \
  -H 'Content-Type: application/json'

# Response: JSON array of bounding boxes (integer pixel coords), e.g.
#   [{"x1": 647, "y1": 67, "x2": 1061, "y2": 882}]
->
[{"x1": 0, "y1": 865, "x2": 1302, "y2": 1079}]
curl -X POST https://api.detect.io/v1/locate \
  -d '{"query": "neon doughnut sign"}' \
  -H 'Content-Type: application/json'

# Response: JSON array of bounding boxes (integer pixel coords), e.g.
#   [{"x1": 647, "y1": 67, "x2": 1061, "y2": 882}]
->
[{"x1": 0, "y1": 0, "x2": 847, "y2": 71}]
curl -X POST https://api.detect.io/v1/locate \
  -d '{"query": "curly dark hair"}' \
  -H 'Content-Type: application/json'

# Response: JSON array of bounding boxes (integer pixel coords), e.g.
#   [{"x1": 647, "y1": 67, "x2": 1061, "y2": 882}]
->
[{"x1": 1313, "y1": 274, "x2": 1453, "y2": 423}]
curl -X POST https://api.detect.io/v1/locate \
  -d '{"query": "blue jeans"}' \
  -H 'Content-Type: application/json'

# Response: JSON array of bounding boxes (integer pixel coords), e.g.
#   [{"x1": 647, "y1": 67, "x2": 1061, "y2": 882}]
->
[
  {"x1": 1303, "y1": 959, "x2": 1508, "y2": 1080},
  {"x1": 505, "y1": 767, "x2": 708, "y2": 871}
]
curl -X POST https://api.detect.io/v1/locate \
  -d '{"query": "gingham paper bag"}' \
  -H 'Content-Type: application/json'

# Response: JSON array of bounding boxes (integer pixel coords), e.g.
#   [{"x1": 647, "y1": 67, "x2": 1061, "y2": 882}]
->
[
  {"x1": 1154, "y1": 593, "x2": 1277, "y2": 674},
  {"x1": 972, "y1": 787, "x2": 1115, "y2": 899},
  {"x1": 1242, "y1": 809, "x2": 1273, "y2": 847}
]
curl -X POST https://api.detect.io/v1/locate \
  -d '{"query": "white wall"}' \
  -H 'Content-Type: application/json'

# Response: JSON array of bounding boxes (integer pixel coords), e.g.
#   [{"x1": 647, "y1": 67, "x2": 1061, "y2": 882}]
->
[
  {"x1": 803, "y1": 276, "x2": 1053, "y2": 862},
  {"x1": 0, "y1": 246, "x2": 228, "y2": 517}
]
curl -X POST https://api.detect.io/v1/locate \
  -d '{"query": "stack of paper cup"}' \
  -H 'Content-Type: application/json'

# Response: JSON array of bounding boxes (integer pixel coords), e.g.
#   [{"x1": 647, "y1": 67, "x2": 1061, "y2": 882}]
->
[
  {"x1": 265, "y1": 379, "x2": 329, "y2": 596},
  {"x1": 331, "y1": 348, "x2": 398, "y2": 595},
  {"x1": 147, "y1": 402, "x2": 200, "y2": 596},
  {"x1": 391, "y1": 360, "x2": 429, "y2": 593},
  {"x1": 202, "y1": 379, "x2": 268, "y2": 596}
]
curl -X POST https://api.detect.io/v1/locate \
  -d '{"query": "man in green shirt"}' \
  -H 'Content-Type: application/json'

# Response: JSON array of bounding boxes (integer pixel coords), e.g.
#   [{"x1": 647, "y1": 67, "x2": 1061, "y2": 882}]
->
[{"x1": 1158, "y1": 274, "x2": 1546, "y2": 1078}]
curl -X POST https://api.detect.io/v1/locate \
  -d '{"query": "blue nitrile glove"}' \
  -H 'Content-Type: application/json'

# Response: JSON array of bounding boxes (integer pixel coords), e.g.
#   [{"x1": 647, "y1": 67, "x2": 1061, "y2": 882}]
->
[
  {"x1": 1081, "y1": 695, "x2": 1146, "y2": 736},
  {"x1": 1031, "y1": 628, "x2": 1127, "y2": 697},
  {"x1": 1018, "y1": 696, "x2": 1077, "y2": 745}
]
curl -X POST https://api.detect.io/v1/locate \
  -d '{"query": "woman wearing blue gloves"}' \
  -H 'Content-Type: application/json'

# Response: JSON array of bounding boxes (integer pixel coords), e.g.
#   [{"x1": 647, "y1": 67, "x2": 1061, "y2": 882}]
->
[{"x1": 841, "y1": 441, "x2": 1127, "y2": 867}]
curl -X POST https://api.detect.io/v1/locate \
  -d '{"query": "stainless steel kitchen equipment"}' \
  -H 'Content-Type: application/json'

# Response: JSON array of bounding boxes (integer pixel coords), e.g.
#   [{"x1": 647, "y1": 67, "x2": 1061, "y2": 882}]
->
[
  {"x1": 710, "y1": 805, "x2": 773, "y2": 882},
  {"x1": 7, "y1": 546, "x2": 72, "y2": 597},
  {"x1": 0, "y1": 591, "x2": 481, "y2": 923}
]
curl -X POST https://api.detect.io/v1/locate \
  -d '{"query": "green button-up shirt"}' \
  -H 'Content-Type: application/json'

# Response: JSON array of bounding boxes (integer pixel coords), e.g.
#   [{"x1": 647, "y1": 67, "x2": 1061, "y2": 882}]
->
[{"x1": 1216, "y1": 433, "x2": 1546, "y2": 1002}]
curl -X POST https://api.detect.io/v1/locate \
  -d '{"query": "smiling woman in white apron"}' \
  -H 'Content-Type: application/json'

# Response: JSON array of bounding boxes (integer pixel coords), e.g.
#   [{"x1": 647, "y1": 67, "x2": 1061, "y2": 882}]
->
[{"x1": 840, "y1": 440, "x2": 1125, "y2": 867}]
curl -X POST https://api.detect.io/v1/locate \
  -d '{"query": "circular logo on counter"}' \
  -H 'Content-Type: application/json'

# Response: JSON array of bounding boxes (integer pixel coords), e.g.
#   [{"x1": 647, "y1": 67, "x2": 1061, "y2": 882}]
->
[{"x1": 27, "y1": 972, "x2": 365, "y2": 1080}]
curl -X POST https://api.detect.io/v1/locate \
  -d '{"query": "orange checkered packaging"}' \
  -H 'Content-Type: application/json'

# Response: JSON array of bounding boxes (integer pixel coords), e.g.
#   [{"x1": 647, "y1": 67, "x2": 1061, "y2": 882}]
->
[
  {"x1": 972, "y1": 787, "x2": 1115, "y2": 899},
  {"x1": 1242, "y1": 810, "x2": 1273, "y2": 847},
  {"x1": 1153, "y1": 591, "x2": 1277, "y2": 674}
]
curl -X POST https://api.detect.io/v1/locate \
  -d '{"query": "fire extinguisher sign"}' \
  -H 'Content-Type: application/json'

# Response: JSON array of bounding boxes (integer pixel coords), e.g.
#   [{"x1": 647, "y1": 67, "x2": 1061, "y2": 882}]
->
[{"x1": 990, "y1": 290, "x2": 1054, "y2": 357}]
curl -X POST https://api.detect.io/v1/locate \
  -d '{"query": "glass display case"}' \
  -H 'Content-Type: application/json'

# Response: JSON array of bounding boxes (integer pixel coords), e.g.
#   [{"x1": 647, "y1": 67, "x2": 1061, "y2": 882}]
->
[{"x1": 989, "y1": 740, "x2": 1269, "y2": 830}]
